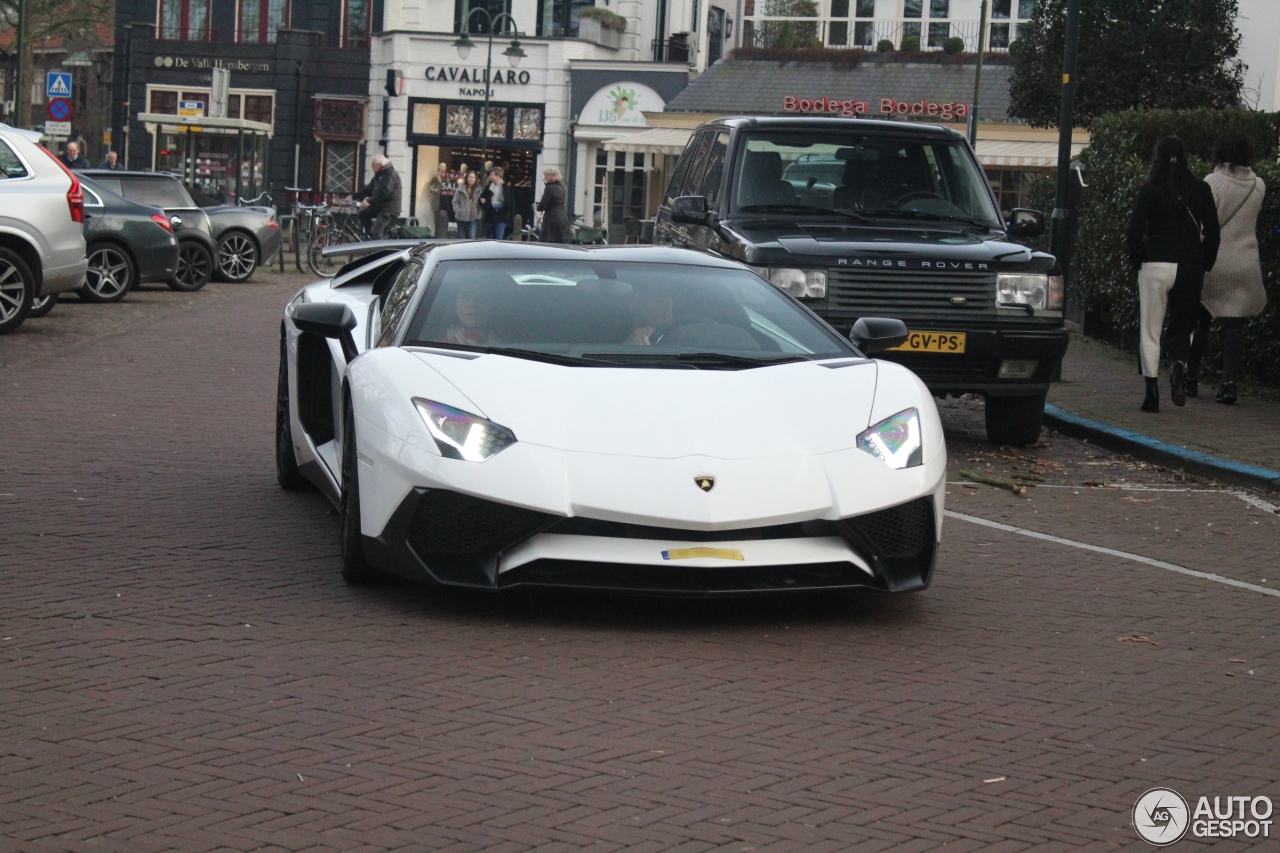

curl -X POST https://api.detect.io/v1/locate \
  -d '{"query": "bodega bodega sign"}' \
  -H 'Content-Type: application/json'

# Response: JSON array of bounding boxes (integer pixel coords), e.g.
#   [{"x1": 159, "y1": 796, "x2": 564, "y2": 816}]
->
[{"x1": 782, "y1": 95, "x2": 971, "y2": 120}]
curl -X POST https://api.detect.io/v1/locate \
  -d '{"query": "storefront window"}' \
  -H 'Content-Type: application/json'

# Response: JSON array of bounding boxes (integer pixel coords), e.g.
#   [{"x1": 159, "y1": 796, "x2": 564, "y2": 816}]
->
[
  {"x1": 324, "y1": 142, "x2": 357, "y2": 193},
  {"x1": 244, "y1": 95, "x2": 274, "y2": 125},
  {"x1": 457, "y1": 0, "x2": 510, "y2": 33},
  {"x1": 446, "y1": 104, "x2": 475, "y2": 137},
  {"x1": 482, "y1": 106, "x2": 507, "y2": 138},
  {"x1": 240, "y1": 0, "x2": 289, "y2": 43},
  {"x1": 536, "y1": 0, "x2": 595, "y2": 37},
  {"x1": 513, "y1": 107, "x2": 541, "y2": 140},
  {"x1": 413, "y1": 103, "x2": 441, "y2": 135},
  {"x1": 159, "y1": 0, "x2": 211, "y2": 40},
  {"x1": 150, "y1": 90, "x2": 178, "y2": 114}
]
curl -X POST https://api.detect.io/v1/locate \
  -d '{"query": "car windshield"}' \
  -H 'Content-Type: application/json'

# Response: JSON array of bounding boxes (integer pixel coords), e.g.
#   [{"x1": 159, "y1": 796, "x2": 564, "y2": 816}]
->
[
  {"x1": 732, "y1": 131, "x2": 1002, "y2": 228},
  {"x1": 402, "y1": 259, "x2": 855, "y2": 367}
]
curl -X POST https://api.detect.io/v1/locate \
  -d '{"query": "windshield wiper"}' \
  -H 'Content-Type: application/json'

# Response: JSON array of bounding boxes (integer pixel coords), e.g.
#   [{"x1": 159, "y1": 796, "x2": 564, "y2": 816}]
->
[
  {"x1": 859, "y1": 208, "x2": 992, "y2": 229},
  {"x1": 411, "y1": 341, "x2": 589, "y2": 366},
  {"x1": 739, "y1": 204, "x2": 873, "y2": 224},
  {"x1": 580, "y1": 351, "x2": 807, "y2": 369}
]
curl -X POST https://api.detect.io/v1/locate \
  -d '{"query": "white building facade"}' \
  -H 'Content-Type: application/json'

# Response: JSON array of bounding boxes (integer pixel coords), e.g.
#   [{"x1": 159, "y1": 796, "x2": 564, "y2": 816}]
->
[{"x1": 367, "y1": 0, "x2": 741, "y2": 233}]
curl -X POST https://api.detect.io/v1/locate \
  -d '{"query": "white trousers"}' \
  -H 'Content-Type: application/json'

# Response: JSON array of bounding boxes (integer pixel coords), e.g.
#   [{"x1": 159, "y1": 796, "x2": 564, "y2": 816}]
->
[{"x1": 1138, "y1": 262, "x2": 1178, "y2": 378}]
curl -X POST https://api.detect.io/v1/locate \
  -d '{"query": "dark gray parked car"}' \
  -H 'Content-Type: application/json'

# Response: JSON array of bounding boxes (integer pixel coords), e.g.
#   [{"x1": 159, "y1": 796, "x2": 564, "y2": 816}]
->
[
  {"x1": 76, "y1": 175, "x2": 180, "y2": 302},
  {"x1": 79, "y1": 171, "x2": 216, "y2": 291},
  {"x1": 186, "y1": 185, "x2": 282, "y2": 283}
]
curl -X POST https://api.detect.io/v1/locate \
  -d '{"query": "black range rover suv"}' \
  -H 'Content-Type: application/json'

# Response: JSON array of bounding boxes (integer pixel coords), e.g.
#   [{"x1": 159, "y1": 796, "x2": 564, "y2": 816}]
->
[{"x1": 654, "y1": 116, "x2": 1068, "y2": 445}]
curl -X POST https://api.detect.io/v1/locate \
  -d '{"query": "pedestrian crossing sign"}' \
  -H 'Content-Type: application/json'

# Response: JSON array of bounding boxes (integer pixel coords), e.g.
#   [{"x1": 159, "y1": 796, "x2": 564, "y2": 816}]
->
[{"x1": 47, "y1": 71, "x2": 72, "y2": 98}]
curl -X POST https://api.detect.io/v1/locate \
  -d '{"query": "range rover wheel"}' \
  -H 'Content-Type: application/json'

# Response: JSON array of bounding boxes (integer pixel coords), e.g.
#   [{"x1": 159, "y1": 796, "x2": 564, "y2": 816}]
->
[
  {"x1": 27, "y1": 292, "x2": 57, "y2": 318},
  {"x1": 81, "y1": 244, "x2": 135, "y2": 302},
  {"x1": 985, "y1": 394, "x2": 1046, "y2": 446},
  {"x1": 0, "y1": 248, "x2": 35, "y2": 335},
  {"x1": 215, "y1": 232, "x2": 258, "y2": 282},
  {"x1": 169, "y1": 241, "x2": 213, "y2": 292},
  {"x1": 340, "y1": 388, "x2": 379, "y2": 584}
]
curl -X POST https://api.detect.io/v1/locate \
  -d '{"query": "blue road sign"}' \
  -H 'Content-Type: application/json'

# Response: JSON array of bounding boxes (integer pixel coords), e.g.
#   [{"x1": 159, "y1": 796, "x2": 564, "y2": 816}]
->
[{"x1": 47, "y1": 71, "x2": 72, "y2": 99}]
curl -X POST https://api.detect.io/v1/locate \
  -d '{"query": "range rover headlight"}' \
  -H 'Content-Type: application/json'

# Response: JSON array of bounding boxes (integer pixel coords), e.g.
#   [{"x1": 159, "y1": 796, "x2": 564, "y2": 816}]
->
[
  {"x1": 997, "y1": 273, "x2": 1064, "y2": 311},
  {"x1": 857, "y1": 408, "x2": 923, "y2": 470},
  {"x1": 762, "y1": 267, "x2": 827, "y2": 299},
  {"x1": 413, "y1": 398, "x2": 517, "y2": 462}
]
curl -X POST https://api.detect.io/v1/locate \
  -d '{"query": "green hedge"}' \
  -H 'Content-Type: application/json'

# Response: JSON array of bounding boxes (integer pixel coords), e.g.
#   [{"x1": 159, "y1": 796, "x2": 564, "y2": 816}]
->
[{"x1": 1068, "y1": 108, "x2": 1280, "y2": 381}]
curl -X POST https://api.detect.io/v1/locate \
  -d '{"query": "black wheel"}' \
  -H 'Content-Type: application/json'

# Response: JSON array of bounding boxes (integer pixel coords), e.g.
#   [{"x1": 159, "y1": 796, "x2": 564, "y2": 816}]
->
[
  {"x1": 276, "y1": 326, "x2": 310, "y2": 491},
  {"x1": 0, "y1": 247, "x2": 35, "y2": 335},
  {"x1": 169, "y1": 240, "x2": 213, "y2": 291},
  {"x1": 80, "y1": 243, "x2": 135, "y2": 303},
  {"x1": 340, "y1": 388, "x2": 379, "y2": 584},
  {"x1": 215, "y1": 231, "x2": 258, "y2": 282},
  {"x1": 27, "y1": 292, "x2": 57, "y2": 318},
  {"x1": 307, "y1": 230, "x2": 340, "y2": 278},
  {"x1": 985, "y1": 394, "x2": 1047, "y2": 446}
]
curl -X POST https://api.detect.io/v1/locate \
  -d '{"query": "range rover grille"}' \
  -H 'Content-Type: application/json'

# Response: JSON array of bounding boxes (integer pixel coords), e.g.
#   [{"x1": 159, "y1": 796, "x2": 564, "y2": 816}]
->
[{"x1": 826, "y1": 268, "x2": 997, "y2": 319}]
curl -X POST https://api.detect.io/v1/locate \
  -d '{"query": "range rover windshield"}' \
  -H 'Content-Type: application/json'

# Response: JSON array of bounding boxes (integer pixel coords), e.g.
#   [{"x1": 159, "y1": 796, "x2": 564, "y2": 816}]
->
[
  {"x1": 731, "y1": 131, "x2": 1002, "y2": 229},
  {"x1": 403, "y1": 259, "x2": 856, "y2": 368}
]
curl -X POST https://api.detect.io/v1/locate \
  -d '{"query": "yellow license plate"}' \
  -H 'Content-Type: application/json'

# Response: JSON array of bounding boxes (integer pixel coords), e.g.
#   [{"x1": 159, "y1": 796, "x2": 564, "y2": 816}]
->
[{"x1": 890, "y1": 331, "x2": 966, "y2": 353}]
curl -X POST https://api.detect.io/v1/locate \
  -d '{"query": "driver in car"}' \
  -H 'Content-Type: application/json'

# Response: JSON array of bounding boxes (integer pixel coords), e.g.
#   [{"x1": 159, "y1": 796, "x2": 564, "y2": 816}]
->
[
  {"x1": 622, "y1": 286, "x2": 674, "y2": 345},
  {"x1": 442, "y1": 289, "x2": 501, "y2": 345}
]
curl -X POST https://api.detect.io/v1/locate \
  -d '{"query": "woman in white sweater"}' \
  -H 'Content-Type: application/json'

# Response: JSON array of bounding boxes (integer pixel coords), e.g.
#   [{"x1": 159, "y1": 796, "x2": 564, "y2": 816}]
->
[{"x1": 1189, "y1": 132, "x2": 1268, "y2": 404}]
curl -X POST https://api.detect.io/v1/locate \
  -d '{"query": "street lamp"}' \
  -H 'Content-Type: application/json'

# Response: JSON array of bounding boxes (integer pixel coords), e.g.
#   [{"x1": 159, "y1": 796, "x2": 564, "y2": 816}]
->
[{"x1": 454, "y1": 4, "x2": 523, "y2": 165}]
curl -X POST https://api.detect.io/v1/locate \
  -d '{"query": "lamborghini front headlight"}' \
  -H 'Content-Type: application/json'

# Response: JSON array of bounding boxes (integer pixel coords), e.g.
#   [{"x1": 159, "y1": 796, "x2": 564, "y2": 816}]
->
[
  {"x1": 413, "y1": 398, "x2": 517, "y2": 462},
  {"x1": 856, "y1": 408, "x2": 923, "y2": 469}
]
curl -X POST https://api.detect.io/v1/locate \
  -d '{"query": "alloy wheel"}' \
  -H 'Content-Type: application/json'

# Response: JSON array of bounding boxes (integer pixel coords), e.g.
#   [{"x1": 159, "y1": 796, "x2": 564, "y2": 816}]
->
[
  {"x1": 175, "y1": 243, "x2": 212, "y2": 289},
  {"x1": 86, "y1": 247, "x2": 132, "y2": 299},
  {"x1": 218, "y1": 233, "x2": 257, "y2": 281},
  {"x1": 0, "y1": 260, "x2": 26, "y2": 324}
]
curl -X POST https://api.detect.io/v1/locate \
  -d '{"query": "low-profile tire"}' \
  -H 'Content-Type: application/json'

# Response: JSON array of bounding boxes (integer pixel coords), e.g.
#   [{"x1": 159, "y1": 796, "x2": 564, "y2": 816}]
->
[
  {"x1": 276, "y1": 326, "x2": 311, "y2": 491},
  {"x1": 985, "y1": 394, "x2": 1046, "y2": 446},
  {"x1": 27, "y1": 292, "x2": 57, "y2": 318},
  {"x1": 0, "y1": 247, "x2": 35, "y2": 335},
  {"x1": 169, "y1": 240, "x2": 213, "y2": 292},
  {"x1": 81, "y1": 243, "x2": 135, "y2": 303},
  {"x1": 214, "y1": 231, "x2": 258, "y2": 282},
  {"x1": 340, "y1": 388, "x2": 379, "y2": 584}
]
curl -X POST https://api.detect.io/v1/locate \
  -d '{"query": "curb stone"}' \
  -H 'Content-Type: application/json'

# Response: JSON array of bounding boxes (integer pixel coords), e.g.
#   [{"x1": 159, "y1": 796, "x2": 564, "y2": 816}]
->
[{"x1": 1043, "y1": 404, "x2": 1280, "y2": 493}]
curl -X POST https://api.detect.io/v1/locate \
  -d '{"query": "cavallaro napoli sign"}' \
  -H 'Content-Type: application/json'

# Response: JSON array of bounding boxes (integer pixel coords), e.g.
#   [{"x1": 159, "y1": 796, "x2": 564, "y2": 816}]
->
[{"x1": 579, "y1": 81, "x2": 666, "y2": 127}]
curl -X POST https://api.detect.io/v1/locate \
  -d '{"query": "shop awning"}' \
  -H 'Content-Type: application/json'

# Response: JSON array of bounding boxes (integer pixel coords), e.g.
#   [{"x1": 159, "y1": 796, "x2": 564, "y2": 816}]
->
[
  {"x1": 975, "y1": 139, "x2": 1085, "y2": 168},
  {"x1": 136, "y1": 113, "x2": 274, "y2": 136},
  {"x1": 601, "y1": 126, "x2": 694, "y2": 156}
]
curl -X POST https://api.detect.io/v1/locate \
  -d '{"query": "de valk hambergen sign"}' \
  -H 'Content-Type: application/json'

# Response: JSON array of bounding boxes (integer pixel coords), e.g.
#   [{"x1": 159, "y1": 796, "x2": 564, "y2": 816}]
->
[{"x1": 783, "y1": 95, "x2": 971, "y2": 120}]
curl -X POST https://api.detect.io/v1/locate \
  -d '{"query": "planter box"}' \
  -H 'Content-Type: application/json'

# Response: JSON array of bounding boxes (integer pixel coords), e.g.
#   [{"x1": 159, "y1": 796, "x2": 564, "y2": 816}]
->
[{"x1": 579, "y1": 16, "x2": 622, "y2": 50}]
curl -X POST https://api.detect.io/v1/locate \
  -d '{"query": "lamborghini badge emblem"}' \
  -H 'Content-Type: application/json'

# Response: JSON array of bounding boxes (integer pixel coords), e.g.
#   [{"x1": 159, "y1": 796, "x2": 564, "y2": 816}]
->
[{"x1": 694, "y1": 476, "x2": 715, "y2": 492}]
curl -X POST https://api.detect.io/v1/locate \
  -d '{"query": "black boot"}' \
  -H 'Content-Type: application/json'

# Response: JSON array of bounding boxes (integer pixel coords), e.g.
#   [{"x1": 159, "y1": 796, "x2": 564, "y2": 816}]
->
[
  {"x1": 1184, "y1": 370, "x2": 1199, "y2": 398},
  {"x1": 1170, "y1": 361, "x2": 1187, "y2": 407},
  {"x1": 1215, "y1": 381, "x2": 1237, "y2": 405},
  {"x1": 1141, "y1": 377, "x2": 1160, "y2": 412}
]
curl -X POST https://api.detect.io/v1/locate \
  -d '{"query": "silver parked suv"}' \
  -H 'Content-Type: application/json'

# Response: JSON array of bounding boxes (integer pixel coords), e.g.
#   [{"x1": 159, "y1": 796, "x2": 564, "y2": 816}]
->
[{"x1": 0, "y1": 124, "x2": 88, "y2": 334}]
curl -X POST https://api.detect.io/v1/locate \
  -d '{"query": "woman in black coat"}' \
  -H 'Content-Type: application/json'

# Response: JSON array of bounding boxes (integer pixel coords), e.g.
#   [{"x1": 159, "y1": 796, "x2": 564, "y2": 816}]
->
[
  {"x1": 537, "y1": 167, "x2": 572, "y2": 243},
  {"x1": 1125, "y1": 136, "x2": 1221, "y2": 412},
  {"x1": 479, "y1": 168, "x2": 514, "y2": 239}
]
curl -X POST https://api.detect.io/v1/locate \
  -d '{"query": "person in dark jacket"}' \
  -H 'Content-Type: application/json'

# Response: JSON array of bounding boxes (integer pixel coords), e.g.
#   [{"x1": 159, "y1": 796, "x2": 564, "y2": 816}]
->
[
  {"x1": 353, "y1": 154, "x2": 403, "y2": 239},
  {"x1": 97, "y1": 150, "x2": 124, "y2": 170},
  {"x1": 537, "y1": 167, "x2": 572, "y2": 243},
  {"x1": 59, "y1": 141, "x2": 90, "y2": 170},
  {"x1": 479, "y1": 168, "x2": 513, "y2": 239},
  {"x1": 1125, "y1": 136, "x2": 1221, "y2": 412}
]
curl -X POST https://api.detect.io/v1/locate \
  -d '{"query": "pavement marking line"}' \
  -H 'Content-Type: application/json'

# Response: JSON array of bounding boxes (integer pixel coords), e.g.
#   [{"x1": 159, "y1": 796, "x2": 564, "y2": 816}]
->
[
  {"x1": 945, "y1": 510, "x2": 1280, "y2": 599},
  {"x1": 946, "y1": 482, "x2": 1280, "y2": 514}
]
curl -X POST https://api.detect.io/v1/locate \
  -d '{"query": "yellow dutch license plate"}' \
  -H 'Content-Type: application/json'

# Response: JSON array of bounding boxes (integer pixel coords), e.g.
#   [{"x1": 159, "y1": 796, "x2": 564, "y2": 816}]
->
[{"x1": 891, "y1": 331, "x2": 967, "y2": 353}]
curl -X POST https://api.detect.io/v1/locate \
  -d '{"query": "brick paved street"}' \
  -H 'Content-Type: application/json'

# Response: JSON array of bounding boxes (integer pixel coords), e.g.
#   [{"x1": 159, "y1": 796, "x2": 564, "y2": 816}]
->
[{"x1": 3, "y1": 275, "x2": 1279, "y2": 851}]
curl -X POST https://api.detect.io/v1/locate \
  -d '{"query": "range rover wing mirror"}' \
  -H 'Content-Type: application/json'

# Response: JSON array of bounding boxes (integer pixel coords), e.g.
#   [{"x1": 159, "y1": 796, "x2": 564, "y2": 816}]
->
[
  {"x1": 671, "y1": 195, "x2": 711, "y2": 226},
  {"x1": 1006, "y1": 208, "x2": 1045, "y2": 239},
  {"x1": 850, "y1": 317, "x2": 909, "y2": 353},
  {"x1": 292, "y1": 302, "x2": 359, "y2": 363}
]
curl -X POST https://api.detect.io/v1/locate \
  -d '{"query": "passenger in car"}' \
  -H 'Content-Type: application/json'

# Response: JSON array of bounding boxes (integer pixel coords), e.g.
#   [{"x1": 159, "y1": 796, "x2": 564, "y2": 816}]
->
[
  {"x1": 622, "y1": 286, "x2": 673, "y2": 345},
  {"x1": 442, "y1": 289, "x2": 502, "y2": 345}
]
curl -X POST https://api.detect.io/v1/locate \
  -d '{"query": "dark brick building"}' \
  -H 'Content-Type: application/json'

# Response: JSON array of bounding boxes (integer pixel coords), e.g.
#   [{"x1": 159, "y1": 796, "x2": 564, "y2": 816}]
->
[{"x1": 111, "y1": 0, "x2": 373, "y2": 199}]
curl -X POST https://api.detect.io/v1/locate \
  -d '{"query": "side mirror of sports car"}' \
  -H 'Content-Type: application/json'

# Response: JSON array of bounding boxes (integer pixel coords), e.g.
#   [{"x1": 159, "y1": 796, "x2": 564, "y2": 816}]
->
[
  {"x1": 850, "y1": 317, "x2": 909, "y2": 353},
  {"x1": 292, "y1": 302, "x2": 360, "y2": 363}
]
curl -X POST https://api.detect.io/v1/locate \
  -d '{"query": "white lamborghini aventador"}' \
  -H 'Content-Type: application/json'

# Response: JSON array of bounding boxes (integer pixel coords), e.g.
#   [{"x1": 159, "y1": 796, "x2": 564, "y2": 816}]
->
[{"x1": 276, "y1": 241, "x2": 946, "y2": 594}]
